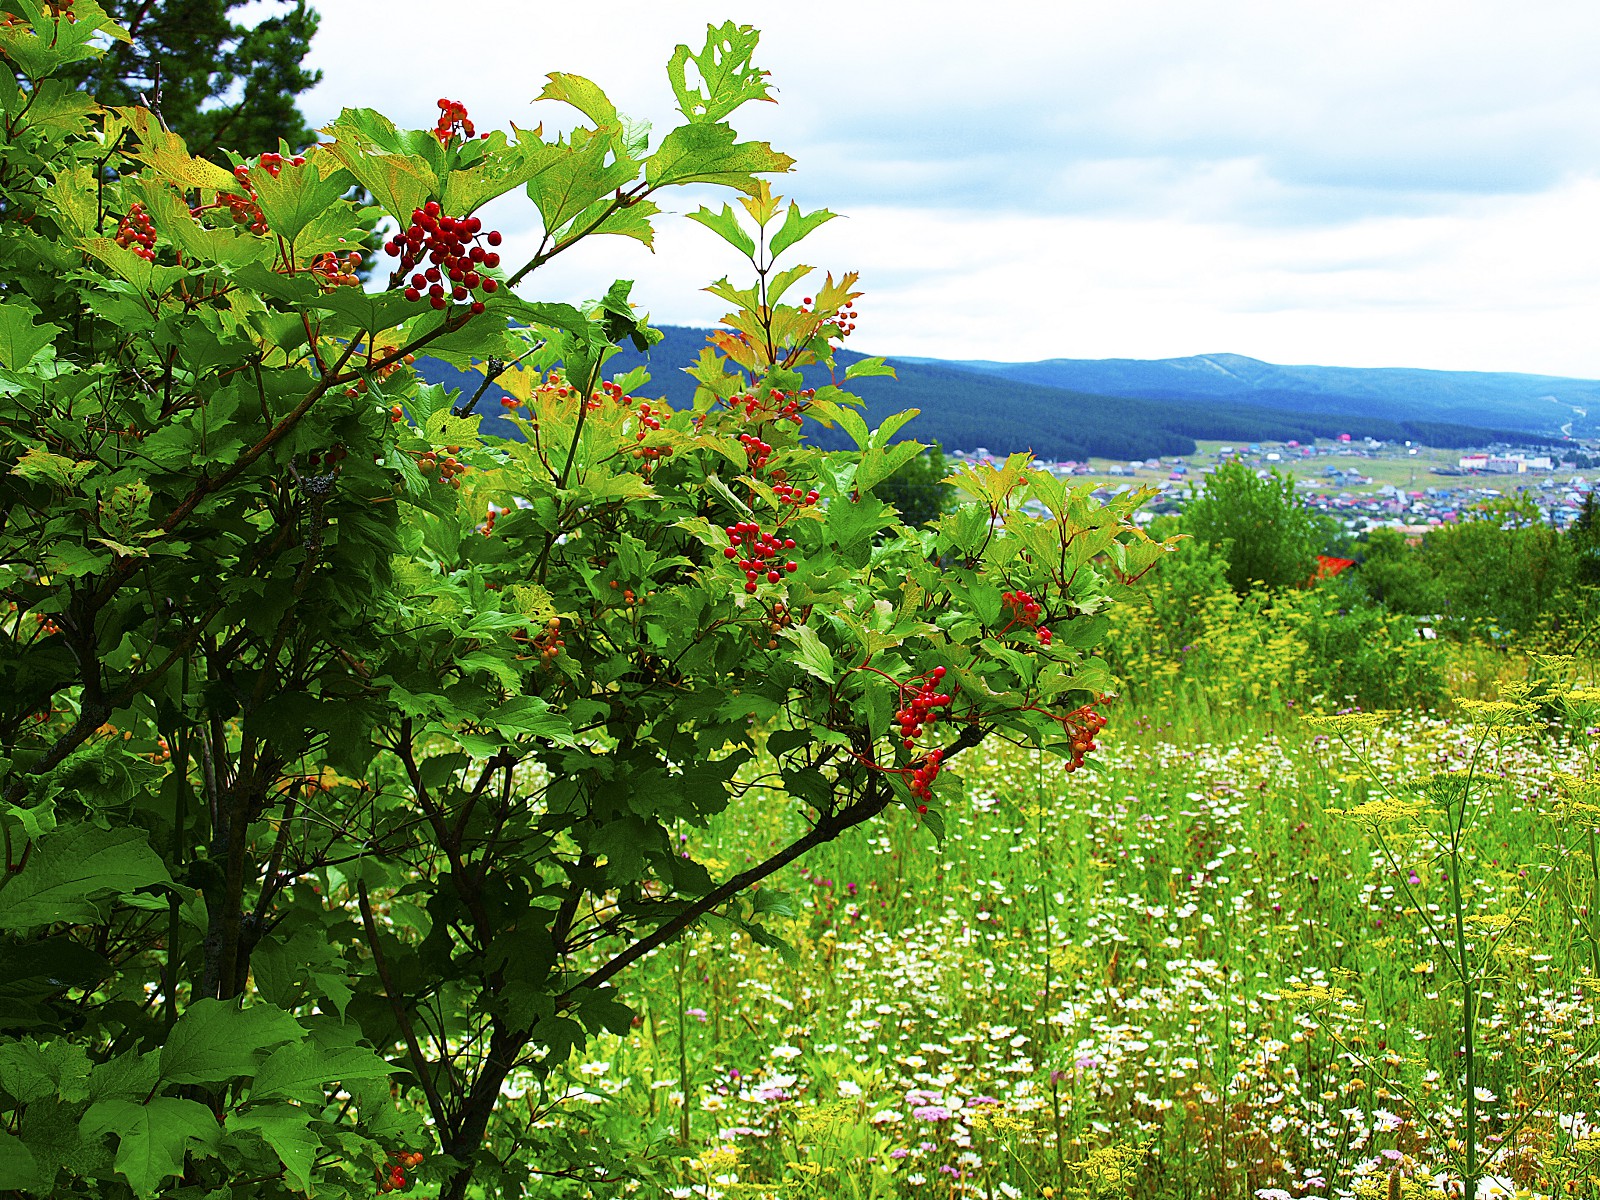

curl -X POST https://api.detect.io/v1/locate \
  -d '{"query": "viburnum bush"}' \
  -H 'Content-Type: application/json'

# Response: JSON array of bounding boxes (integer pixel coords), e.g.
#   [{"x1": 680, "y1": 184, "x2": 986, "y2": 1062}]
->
[{"x1": 0, "y1": 7, "x2": 1171, "y2": 1198}]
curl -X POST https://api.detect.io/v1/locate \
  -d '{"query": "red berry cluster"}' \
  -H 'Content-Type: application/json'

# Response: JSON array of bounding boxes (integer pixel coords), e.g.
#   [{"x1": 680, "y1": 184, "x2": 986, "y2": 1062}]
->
[
  {"x1": 1002, "y1": 589, "x2": 1042, "y2": 625},
  {"x1": 635, "y1": 402, "x2": 663, "y2": 440},
  {"x1": 772, "y1": 482, "x2": 819, "y2": 508},
  {"x1": 895, "y1": 666, "x2": 952, "y2": 750},
  {"x1": 308, "y1": 248, "x2": 363, "y2": 289},
  {"x1": 1059, "y1": 704, "x2": 1107, "y2": 774},
  {"x1": 223, "y1": 152, "x2": 304, "y2": 234},
  {"x1": 384, "y1": 201, "x2": 502, "y2": 313},
  {"x1": 731, "y1": 387, "x2": 814, "y2": 426},
  {"x1": 739, "y1": 432, "x2": 772, "y2": 470},
  {"x1": 433, "y1": 98, "x2": 485, "y2": 146},
  {"x1": 114, "y1": 203, "x2": 156, "y2": 260},
  {"x1": 722, "y1": 522, "x2": 799, "y2": 594},
  {"x1": 905, "y1": 747, "x2": 944, "y2": 809},
  {"x1": 797, "y1": 296, "x2": 860, "y2": 339},
  {"x1": 305, "y1": 445, "x2": 349, "y2": 470},
  {"x1": 377, "y1": 1150, "x2": 424, "y2": 1193}
]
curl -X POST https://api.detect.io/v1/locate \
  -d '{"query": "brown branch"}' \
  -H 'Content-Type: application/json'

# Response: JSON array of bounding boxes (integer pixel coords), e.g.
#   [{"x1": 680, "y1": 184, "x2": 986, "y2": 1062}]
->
[
  {"x1": 553, "y1": 722, "x2": 988, "y2": 1009},
  {"x1": 357, "y1": 880, "x2": 452, "y2": 1138}
]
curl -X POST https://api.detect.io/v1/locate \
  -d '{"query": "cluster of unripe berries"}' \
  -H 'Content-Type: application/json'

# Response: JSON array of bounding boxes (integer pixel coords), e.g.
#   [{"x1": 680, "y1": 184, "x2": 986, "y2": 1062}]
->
[
  {"x1": 415, "y1": 446, "x2": 466, "y2": 488},
  {"x1": 30, "y1": 612, "x2": 61, "y2": 637},
  {"x1": 1059, "y1": 704, "x2": 1107, "y2": 774},
  {"x1": 377, "y1": 1151, "x2": 424, "y2": 1193},
  {"x1": 308, "y1": 248, "x2": 363, "y2": 289},
  {"x1": 512, "y1": 617, "x2": 564, "y2": 665},
  {"x1": 753, "y1": 599, "x2": 795, "y2": 649},
  {"x1": 771, "y1": 482, "x2": 820, "y2": 508},
  {"x1": 896, "y1": 666, "x2": 953, "y2": 750},
  {"x1": 433, "y1": 98, "x2": 486, "y2": 146},
  {"x1": 114, "y1": 203, "x2": 156, "y2": 260},
  {"x1": 722, "y1": 522, "x2": 799, "y2": 593},
  {"x1": 384, "y1": 200, "x2": 503, "y2": 312},
  {"x1": 222, "y1": 152, "x2": 304, "y2": 234}
]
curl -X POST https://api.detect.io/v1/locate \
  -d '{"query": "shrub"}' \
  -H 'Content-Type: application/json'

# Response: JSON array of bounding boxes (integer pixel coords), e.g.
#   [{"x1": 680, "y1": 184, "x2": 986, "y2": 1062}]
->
[{"x1": 0, "y1": 13, "x2": 1169, "y2": 1197}]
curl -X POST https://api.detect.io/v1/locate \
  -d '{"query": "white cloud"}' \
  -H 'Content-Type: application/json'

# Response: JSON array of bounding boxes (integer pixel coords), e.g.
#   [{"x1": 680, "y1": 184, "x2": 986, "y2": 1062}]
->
[{"x1": 297, "y1": 0, "x2": 1600, "y2": 376}]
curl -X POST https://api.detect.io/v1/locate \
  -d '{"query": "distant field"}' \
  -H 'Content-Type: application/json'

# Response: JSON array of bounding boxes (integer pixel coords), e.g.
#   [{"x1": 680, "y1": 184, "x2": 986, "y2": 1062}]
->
[{"x1": 1035, "y1": 437, "x2": 1587, "y2": 497}]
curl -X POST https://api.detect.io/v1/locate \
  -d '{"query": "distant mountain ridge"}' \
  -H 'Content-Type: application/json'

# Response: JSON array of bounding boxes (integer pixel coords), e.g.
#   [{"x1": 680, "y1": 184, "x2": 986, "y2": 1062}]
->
[
  {"x1": 911, "y1": 351, "x2": 1599, "y2": 439},
  {"x1": 416, "y1": 330, "x2": 1575, "y2": 461}
]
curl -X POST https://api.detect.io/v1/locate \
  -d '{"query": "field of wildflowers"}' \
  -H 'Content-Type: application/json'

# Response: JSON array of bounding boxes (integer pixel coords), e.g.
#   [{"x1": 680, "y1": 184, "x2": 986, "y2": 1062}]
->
[{"x1": 520, "y1": 665, "x2": 1600, "y2": 1200}]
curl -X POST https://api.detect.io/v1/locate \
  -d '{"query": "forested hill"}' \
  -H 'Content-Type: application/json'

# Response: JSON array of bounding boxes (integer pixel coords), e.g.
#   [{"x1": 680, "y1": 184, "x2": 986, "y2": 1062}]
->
[
  {"x1": 416, "y1": 327, "x2": 1566, "y2": 460},
  {"x1": 922, "y1": 352, "x2": 1599, "y2": 439}
]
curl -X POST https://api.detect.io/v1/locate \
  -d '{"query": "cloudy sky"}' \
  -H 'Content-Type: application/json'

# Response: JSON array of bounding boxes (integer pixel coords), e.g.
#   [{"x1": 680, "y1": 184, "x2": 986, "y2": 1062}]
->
[{"x1": 298, "y1": 1, "x2": 1600, "y2": 377}]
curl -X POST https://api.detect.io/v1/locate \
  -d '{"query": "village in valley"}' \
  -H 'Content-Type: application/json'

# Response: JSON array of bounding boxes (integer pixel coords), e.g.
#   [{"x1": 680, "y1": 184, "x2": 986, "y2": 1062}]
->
[{"x1": 948, "y1": 435, "x2": 1590, "y2": 534}]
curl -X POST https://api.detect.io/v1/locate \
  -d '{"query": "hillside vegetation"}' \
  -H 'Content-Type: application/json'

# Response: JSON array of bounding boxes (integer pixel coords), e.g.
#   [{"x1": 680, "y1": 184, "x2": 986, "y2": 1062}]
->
[{"x1": 420, "y1": 328, "x2": 1562, "y2": 460}]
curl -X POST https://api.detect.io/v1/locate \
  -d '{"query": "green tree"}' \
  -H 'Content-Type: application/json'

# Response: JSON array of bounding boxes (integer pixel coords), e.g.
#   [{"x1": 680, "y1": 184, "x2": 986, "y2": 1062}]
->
[
  {"x1": 1571, "y1": 490, "x2": 1600, "y2": 586},
  {"x1": 878, "y1": 441, "x2": 954, "y2": 527},
  {"x1": 0, "y1": 14, "x2": 1167, "y2": 1198},
  {"x1": 62, "y1": 0, "x2": 320, "y2": 163},
  {"x1": 1183, "y1": 461, "x2": 1330, "y2": 593}
]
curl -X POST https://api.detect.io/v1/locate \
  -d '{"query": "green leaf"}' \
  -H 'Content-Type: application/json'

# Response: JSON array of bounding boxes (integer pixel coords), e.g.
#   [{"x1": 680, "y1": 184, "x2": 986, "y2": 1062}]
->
[
  {"x1": 301, "y1": 286, "x2": 415, "y2": 336},
  {"x1": 856, "y1": 440, "x2": 925, "y2": 495},
  {"x1": 0, "y1": 937, "x2": 111, "y2": 1027},
  {"x1": 492, "y1": 695, "x2": 577, "y2": 746},
  {"x1": 44, "y1": 165, "x2": 97, "y2": 237},
  {"x1": 769, "y1": 200, "x2": 836, "y2": 259},
  {"x1": 525, "y1": 127, "x2": 639, "y2": 239},
  {"x1": 249, "y1": 157, "x2": 352, "y2": 242},
  {"x1": 666, "y1": 22, "x2": 774, "y2": 125},
  {"x1": 158, "y1": 998, "x2": 303, "y2": 1085},
  {"x1": 686, "y1": 203, "x2": 755, "y2": 259},
  {"x1": 320, "y1": 108, "x2": 437, "y2": 222},
  {"x1": 824, "y1": 493, "x2": 892, "y2": 558},
  {"x1": 0, "y1": 1129, "x2": 42, "y2": 1192},
  {"x1": 228, "y1": 1106, "x2": 320, "y2": 1194},
  {"x1": 750, "y1": 887, "x2": 798, "y2": 919},
  {"x1": 251, "y1": 1041, "x2": 396, "y2": 1105},
  {"x1": 646, "y1": 123, "x2": 793, "y2": 196},
  {"x1": 81, "y1": 1098, "x2": 220, "y2": 1199},
  {"x1": 0, "y1": 304, "x2": 60, "y2": 369},
  {"x1": 0, "y1": 2, "x2": 122, "y2": 77},
  {"x1": 0, "y1": 824, "x2": 172, "y2": 931},
  {"x1": 0, "y1": 1038, "x2": 91, "y2": 1103},
  {"x1": 114, "y1": 106, "x2": 236, "y2": 192},
  {"x1": 780, "y1": 624, "x2": 836, "y2": 684},
  {"x1": 844, "y1": 356, "x2": 896, "y2": 383},
  {"x1": 10, "y1": 445, "x2": 90, "y2": 490}
]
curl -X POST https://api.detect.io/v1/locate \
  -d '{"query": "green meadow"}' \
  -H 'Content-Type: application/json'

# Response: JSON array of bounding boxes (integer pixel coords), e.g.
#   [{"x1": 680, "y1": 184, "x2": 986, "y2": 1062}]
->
[{"x1": 517, "y1": 670, "x2": 1598, "y2": 1200}]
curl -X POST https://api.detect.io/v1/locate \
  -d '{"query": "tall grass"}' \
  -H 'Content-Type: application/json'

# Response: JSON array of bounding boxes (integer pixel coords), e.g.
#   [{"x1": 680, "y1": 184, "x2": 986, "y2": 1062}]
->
[{"x1": 506, "y1": 695, "x2": 1600, "y2": 1200}]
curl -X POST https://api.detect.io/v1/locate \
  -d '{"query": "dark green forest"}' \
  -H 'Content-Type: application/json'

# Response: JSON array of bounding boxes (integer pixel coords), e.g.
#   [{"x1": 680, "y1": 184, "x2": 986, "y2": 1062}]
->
[{"x1": 419, "y1": 327, "x2": 1561, "y2": 460}]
